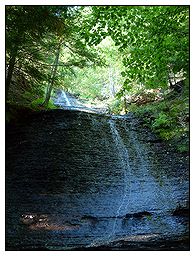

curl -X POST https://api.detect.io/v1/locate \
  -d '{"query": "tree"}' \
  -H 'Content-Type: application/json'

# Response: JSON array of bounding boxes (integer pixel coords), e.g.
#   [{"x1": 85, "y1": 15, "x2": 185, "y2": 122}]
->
[
  {"x1": 82, "y1": 6, "x2": 189, "y2": 91},
  {"x1": 6, "y1": 6, "x2": 66, "y2": 102},
  {"x1": 6, "y1": 6, "x2": 104, "y2": 107},
  {"x1": 43, "y1": 42, "x2": 61, "y2": 106},
  {"x1": 60, "y1": 36, "x2": 124, "y2": 101}
]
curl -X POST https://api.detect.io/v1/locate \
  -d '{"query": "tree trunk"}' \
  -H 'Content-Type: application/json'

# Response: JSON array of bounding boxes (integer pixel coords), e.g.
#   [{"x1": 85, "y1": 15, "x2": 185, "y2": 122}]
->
[
  {"x1": 6, "y1": 47, "x2": 18, "y2": 102},
  {"x1": 43, "y1": 44, "x2": 61, "y2": 106},
  {"x1": 124, "y1": 95, "x2": 127, "y2": 114}
]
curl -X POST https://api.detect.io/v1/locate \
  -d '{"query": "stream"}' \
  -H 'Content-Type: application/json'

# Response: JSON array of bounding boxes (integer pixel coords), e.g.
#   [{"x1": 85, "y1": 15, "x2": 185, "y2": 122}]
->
[{"x1": 6, "y1": 91, "x2": 189, "y2": 250}]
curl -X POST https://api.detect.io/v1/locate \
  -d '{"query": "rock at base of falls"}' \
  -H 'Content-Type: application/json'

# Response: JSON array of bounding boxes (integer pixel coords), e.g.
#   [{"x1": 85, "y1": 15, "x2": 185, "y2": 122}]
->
[{"x1": 6, "y1": 109, "x2": 189, "y2": 250}]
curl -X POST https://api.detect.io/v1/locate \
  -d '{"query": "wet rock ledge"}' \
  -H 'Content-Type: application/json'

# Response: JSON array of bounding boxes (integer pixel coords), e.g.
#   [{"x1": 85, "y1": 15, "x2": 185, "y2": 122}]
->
[{"x1": 6, "y1": 109, "x2": 189, "y2": 251}]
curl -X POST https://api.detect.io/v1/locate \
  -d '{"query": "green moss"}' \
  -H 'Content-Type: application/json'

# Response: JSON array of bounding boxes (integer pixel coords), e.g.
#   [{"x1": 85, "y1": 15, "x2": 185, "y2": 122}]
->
[
  {"x1": 30, "y1": 98, "x2": 57, "y2": 110},
  {"x1": 177, "y1": 143, "x2": 189, "y2": 153}
]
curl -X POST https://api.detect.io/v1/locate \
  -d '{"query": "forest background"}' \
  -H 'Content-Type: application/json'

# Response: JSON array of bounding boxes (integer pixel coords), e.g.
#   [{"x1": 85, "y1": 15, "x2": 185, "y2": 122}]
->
[{"x1": 4, "y1": 4, "x2": 190, "y2": 154}]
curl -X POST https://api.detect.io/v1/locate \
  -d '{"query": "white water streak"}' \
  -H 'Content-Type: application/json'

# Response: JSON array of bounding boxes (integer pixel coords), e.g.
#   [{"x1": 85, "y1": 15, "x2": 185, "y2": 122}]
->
[
  {"x1": 123, "y1": 121, "x2": 174, "y2": 211},
  {"x1": 109, "y1": 119, "x2": 132, "y2": 237},
  {"x1": 61, "y1": 91, "x2": 71, "y2": 106},
  {"x1": 87, "y1": 119, "x2": 132, "y2": 248}
]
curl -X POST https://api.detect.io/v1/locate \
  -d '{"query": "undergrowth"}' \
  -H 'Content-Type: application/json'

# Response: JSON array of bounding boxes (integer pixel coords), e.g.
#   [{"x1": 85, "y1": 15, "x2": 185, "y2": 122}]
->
[
  {"x1": 6, "y1": 98, "x2": 57, "y2": 123},
  {"x1": 128, "y1": 91, "x2": 189, "y2": 153},
  {"x1": 30, "y1": 97, "x2": 57, "y2": 110}
]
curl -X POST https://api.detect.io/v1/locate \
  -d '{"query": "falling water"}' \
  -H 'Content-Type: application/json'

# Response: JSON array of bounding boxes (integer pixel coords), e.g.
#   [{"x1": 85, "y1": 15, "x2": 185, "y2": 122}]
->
[
  {"x1": 54, "y1": 90, "x2": 107, "y2": 114},
  {"x1": 123, "y1": 120, "x2": 176, "y2": 212},
  {"x1": 108, "y1": 119, "x2": 132, "y2": 238},
  {"x1": 86, "y1": 118, "x2": 133, "y2": 248},
  {"x1": 6, "y1": 109, "x2": 189, "y2": 250},
  {"x1": 61, "y1": 91, "x2": 71, "y2": 106}
]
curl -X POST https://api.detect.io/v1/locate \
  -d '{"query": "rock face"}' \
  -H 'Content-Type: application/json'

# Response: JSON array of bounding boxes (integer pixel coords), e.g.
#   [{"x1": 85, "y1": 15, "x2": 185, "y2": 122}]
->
[
  {"x1": 124, "y1": 211, "x2": 152, "y2": 219},
  {"x1": 6, "y1": 109, "x2": 189, "y2": 250},
  {"x1": 20, "y1": 214, "x2": 80, "y2": 231}
]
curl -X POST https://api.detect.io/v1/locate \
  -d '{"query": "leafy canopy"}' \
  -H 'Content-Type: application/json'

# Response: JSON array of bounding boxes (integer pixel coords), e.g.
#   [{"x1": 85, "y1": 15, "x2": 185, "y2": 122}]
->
[
  {"x1": 6, "y1": 6, "x2": 103, "y2": 105},
  {"x1": 82, "y1": 6, "x2": 189, "y2": 90}
]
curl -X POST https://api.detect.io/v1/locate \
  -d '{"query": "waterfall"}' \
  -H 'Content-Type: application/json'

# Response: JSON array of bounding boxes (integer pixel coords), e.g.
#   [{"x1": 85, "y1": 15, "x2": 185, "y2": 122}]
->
[
  {"x1": 54, "y1": 90, "x2": 107, "y2": 113},
  {"x1": 87, "y1": 118, "x2": 132, "y2": 248},
  {"x1": 123, "y1": 120, "x2": 176, "y2": 212},
  {"x1": 6, "y1": 108, "x2": 189, "y2": 250},
  {"x1": 108, "y1": 119, "x2": 132, "y2": 237},
  {"x1": 61, "y1": 91, "x2": 71, "y2": 106}
]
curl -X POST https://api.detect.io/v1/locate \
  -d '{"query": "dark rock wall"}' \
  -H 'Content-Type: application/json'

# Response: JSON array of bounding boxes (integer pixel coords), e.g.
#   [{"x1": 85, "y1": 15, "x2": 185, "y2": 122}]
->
[{"x1": 6, "y1": 110, "x2": 189, "y2": 250}]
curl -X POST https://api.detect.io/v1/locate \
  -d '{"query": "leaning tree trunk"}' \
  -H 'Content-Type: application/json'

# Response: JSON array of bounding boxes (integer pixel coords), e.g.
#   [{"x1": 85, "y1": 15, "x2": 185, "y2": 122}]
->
[
  {"x1": 43, "y1": 44, "x2": 61, "y2": 107},
  {"x1": 6, "y1": 47, "x2": 18, "y2": 102}
]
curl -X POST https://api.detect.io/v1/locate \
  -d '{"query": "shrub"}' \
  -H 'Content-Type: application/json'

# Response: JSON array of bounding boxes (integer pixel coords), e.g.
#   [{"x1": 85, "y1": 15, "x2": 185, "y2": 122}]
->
[
  {"x1": 109, "y1": 99, "x2": 123, "y2": 114},
  {"x1": 128, "y1": 92, "x2": 189, "y2": 152},
  {"x1": 152, "y1": 113, "x2": 171, "y2": 129}
]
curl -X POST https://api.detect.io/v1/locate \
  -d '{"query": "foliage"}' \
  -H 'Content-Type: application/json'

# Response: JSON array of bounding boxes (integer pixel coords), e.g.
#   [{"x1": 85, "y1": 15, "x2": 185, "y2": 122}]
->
[
  {"x1": 6, "y1": 6, "x2": 103, "y2": 106},
  {"x1": 108, "y1": 98, "x2": 123, "y2": 114},
  {"x1": 152, "y1": 113, "x2": 171, "y2": 129},
  {"x1": 129, "y1": 82, "x2": 189, "y2": 152},
  {"x1": 59, "y1": 37, "x2": 124, "y2": 101},
  {"x1": 83, "y1": 6, "x2": 189, "y2": 91},
  {"x1": 6, "y1": 6, "x2": 66, "y2": 96},
  {"x1": 30, "y1": 97, "x2": 57, "y2": 110},
  {"x1": 6, "y1": 5, "x2": 189, "y2": 153}
]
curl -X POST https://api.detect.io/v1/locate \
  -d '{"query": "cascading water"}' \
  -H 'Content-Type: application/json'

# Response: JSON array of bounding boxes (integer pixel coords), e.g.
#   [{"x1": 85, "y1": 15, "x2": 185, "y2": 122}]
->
[
  {"x1": 108, "y1": 119, "x2": 132, "y2": 237},
  {"x1": 6, "y1": 108, "x2": 189, "y2": 250},
  {"x1": 54, "y1": 90, "x2": 72, "y2": 107},
  {"x1": 122, "y1": 118, "x2": 178, "y2": 212},
  {"x1": 53, "y1": 90, "x2": 108, "y2": 114},
  {"x1": 87, "y1": 118, "x2": 133, "y2": 248},
  {"x1": 61, "y1": 91, "x2": 71, "y2": 106}
]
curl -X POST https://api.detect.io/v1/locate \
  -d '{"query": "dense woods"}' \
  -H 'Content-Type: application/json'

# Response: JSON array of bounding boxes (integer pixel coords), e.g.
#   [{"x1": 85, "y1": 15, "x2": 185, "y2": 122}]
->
[{"x1": 6, "y1": 5, "x2": 189, "y2": 152}]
